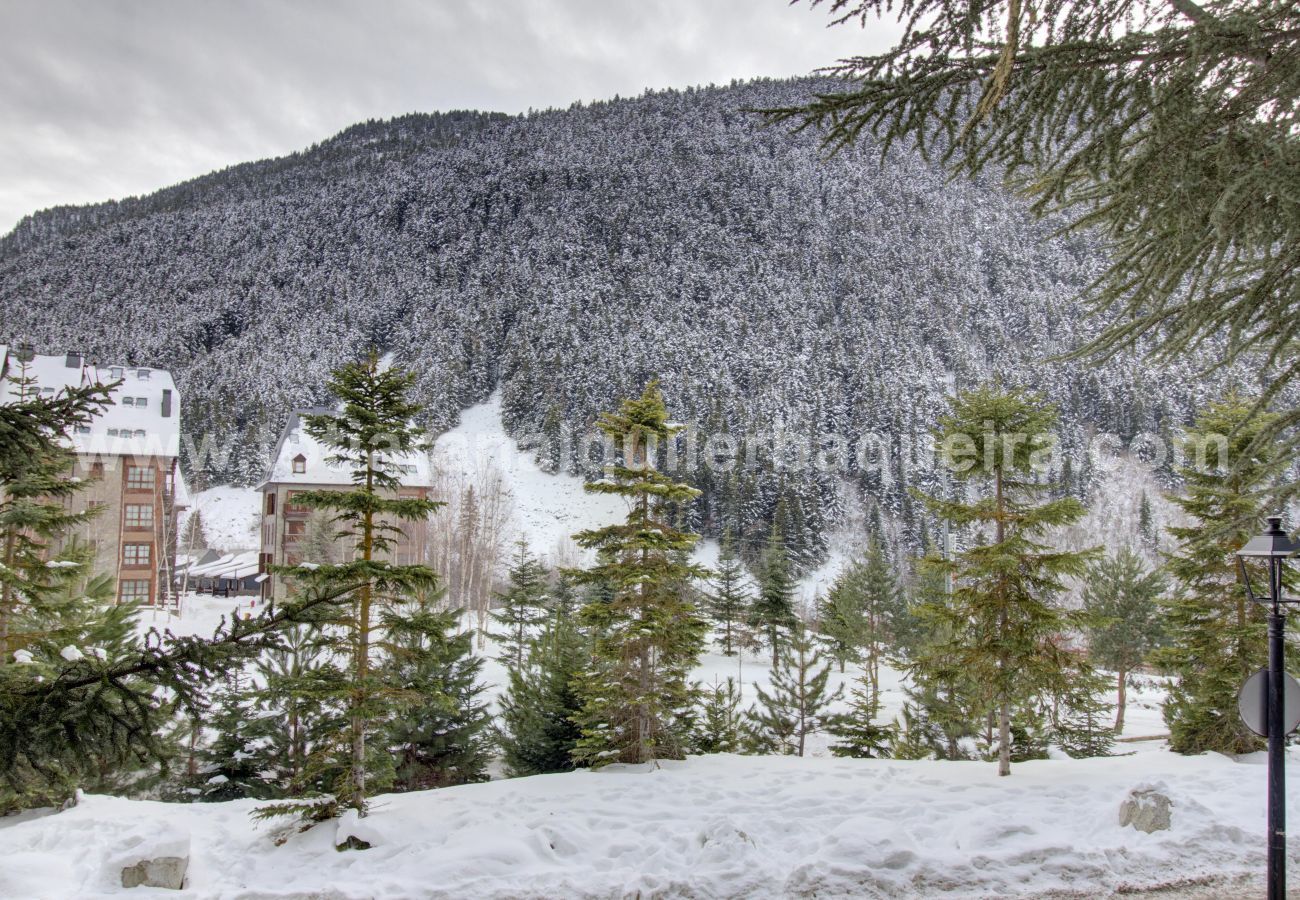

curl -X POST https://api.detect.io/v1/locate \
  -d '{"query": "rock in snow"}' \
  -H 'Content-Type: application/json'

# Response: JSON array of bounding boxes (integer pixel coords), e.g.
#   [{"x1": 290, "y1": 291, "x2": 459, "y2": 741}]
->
[
  {"x1": 1119, "y1": 784, "x2": 1174, "y2": 834},
  {"x1": 108, "y1": 826, "x2": 191, "y2": 891}
]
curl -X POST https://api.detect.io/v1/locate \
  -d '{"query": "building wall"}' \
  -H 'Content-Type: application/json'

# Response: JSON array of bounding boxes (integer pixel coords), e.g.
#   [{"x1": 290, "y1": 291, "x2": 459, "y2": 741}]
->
[
  {"x1": 57, "y1": 453, "x2": 181, "y2": 606},
  {"x1": 258, "y1": 482, "x2": 430, "y2": 600}
]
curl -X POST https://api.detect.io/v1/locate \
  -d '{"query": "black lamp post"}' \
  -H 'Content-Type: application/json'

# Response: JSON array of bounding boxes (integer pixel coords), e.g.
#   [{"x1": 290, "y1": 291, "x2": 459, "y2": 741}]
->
[{"x1": 1238, "y1": 515, "x2": 1300, "y2": 900}]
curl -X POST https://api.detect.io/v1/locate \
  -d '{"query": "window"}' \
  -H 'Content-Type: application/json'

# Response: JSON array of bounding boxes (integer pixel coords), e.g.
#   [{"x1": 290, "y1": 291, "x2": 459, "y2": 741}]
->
[
  {"x1": 124, "y1": 504, "x2": 153, "y2": 528},
  {"x1": 137, "y1": 369, "x2": 151, "y2": 379},
  {"x1": 122, "y1": 543, "x2": 151, "y2": 566},
  {"x1": 75, "y1": 424, "x2": 91, "y2": 434},
  {"x1": 133, "y1": 429, "x2": 145, "y2": 438},
  {"x1": 89, "y1": 461, "x2": 104, "y2": 480},
  {"x1": 285, "y1": 490, "x2": 310, "y2": 513},
  {"x1": 285, "y1": 520, "x2": 307, "y2": 538},
  {"x1": 109, "y1": 367, "x2": 124, "y2": 380},
  {"x1": 107, "y1": 428, "x2": 119, "y2": 437},
  {"x1": 40, "y1": 386, "x2": 54, "y2": 395},
  {"x1": 126, "y1": 466, "x2": 154, "y2": 489},
  {"x1": 122, "y1": 397, "x2": 134, "y2": 407},
  {"x1": 135, "y1": 396, "x2": 148, "y2": 408},
  {"x1": 292, "y1": 454, "x2": 306, "y2": 474},
  {"x1": 265, "y1": 492, "x2": 277, "y2": 515},
  {"x1": 119, "y1": 579, "x2": 150, "y2": 604}
]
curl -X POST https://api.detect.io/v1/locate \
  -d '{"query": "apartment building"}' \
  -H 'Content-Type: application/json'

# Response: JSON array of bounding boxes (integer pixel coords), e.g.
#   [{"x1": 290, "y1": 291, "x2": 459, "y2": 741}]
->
[
  {"x1": 0, "y1": 345, "x2": 186, "y2": 606},
  {"x1": 256, "y1": 409, "x2": 433, "y2": 600}
]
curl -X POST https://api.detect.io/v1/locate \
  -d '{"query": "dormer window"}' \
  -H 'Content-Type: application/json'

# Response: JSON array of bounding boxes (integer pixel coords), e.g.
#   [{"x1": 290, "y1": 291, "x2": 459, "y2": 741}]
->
[
  {"x1": 135, "y1": 397, "x2": 147, "y2": 408},
  {"x1": 137, "y1": 369, "x2": 151, "y2": 379},
  {"x1": 292, "y1": 454, "x2": 306, "y2": 474},
  {"x1": 122, "y1": 397, "x2": 134, "y2": 407},
  {"x1": 109, "y1": 367, "x2": 124, "y2": 380}
]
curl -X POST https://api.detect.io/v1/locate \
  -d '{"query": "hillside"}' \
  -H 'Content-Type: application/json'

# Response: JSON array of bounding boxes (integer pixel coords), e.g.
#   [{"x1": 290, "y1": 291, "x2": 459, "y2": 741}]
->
[{"x1": 0, "y1": 78, "x2": 1243, "y2": 563}]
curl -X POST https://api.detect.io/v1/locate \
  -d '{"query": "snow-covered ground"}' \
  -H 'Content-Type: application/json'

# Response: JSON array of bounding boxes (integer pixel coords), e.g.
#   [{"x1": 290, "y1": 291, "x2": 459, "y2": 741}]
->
[
  {"x1": 181, "y1": 485, "x2": 262, "y2": 553},
  {"x1": 2, "y1": 748, "x2": 1285, "y2": 899},
  {"x1": 432, "y1": 392, "x2": 626, "y2": 563}
]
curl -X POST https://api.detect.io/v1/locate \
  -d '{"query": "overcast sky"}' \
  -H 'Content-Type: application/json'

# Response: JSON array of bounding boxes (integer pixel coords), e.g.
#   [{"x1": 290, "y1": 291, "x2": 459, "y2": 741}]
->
[{"x1": 0, "y1": 0, "x2": 900, "y2": 234}]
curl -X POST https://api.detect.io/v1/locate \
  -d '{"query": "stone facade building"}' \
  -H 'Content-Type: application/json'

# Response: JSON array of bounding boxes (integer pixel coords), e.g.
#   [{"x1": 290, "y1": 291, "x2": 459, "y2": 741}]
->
[
  {"x1": 256, "y1": 409, "x2": 433, "y2": 600},
  {"x1": 0, "y1": 345, "x2": 186, "y2": 606}
]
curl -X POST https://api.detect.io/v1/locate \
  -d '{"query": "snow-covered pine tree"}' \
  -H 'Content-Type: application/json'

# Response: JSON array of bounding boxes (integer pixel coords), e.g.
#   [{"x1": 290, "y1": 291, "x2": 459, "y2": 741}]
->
[
  {"x1": 490, "y1": 540, "x2": 549, "y2": 669},
  {"x1": 914, "y1": 385, "x2": 1099, "y2": 776},
  {"x1": 694, "y1": 677, "x2": 743, "y2": 754},
  {"x1": 1156, "y1": 396, "x2": 1300, "y2": 755},
  {"x1": 570, "y1": 381, "x2": 709, "y2": 767},
  {"x1": 383, "y1": 592, "x2": 492, "y2": 790},
  {"x1": 181, "y1": 682, "x2": 283, "y2": 802},
  {"x1": 253, "y1": 623, "x2": 342, "y2": 796},
  {"x1": 750, "y1": 528, "x2": 799, "y2": 668},
  {"x1": 274, "y1": 352, "x2": 443, "y2": 818},
  {"x1": 1137, "y1": 492, "x2": 1157, "y2": 552},
  {"x1": 497, "y1": 605, "x2": 588, "y2": 776},
  {"x1": 828, "y1": 670, "x2": 895, "y2": 759},
  {"x1": 1081, "y1": 548, "x2": 1166, "y2": 732},
  {"x1": 744, "y1": 622, "x2": 843, "y2": 757},
  {"x1": 705, "y1": 531, "x2": 751, "y2": 656}
]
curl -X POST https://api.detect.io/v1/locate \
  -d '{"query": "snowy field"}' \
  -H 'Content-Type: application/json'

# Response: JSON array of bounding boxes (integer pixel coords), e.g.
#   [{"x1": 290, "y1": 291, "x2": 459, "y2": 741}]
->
[{"x1": 1, "y1": 748, "x2": 1285, "y2": 899}]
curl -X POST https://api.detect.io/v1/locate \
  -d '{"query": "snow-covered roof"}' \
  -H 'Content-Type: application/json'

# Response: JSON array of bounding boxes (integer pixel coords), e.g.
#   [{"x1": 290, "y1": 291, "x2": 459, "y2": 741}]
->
[
  {"x1": 259, "y1": 408, "x2": 433, "y2": 490},
  {"x1": 186, "y1": 550, "x2": 260, "y2": 580},
  {"x1": 0, "y1": 347, "x2": 181, "y2": 459}
]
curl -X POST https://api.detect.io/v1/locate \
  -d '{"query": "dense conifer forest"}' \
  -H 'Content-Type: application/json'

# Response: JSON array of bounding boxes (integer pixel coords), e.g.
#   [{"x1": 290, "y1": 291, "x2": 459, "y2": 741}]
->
[{"x1": 0, "y1": 78, "x2": 1248, "y2": 565}]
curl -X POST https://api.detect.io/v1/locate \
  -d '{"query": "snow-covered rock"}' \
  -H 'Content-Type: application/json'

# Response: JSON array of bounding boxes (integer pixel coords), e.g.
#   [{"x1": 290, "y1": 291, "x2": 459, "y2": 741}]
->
[{"x1": 1119, "y1": 784, "x2": 1174, "y2": 833}]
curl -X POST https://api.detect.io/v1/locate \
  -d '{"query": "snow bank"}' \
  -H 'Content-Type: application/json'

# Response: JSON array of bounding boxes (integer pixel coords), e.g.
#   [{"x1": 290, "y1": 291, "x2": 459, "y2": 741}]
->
[
  {"x1": 184, "y1": 486, "x2": 262, "y2": 552},
  {"x1": 0, "y1": 751, "x2": 1285, "y2": 898}
]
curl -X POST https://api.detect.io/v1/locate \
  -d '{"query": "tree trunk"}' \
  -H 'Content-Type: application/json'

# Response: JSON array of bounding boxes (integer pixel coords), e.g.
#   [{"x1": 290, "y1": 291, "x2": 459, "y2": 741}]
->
[
  {"x1": 998, "y1": 697, "x2": 1011, "y2": 777},
  {"x1": 351, "y1": 453, "x2": 375, "y2": 814},
  {"x1": 1114, "y1": 666, "x2": 1127, "y2": 734}
]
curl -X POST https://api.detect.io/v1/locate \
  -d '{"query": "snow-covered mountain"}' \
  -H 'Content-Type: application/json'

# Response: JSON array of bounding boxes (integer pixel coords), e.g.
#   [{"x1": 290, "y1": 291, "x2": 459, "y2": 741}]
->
[{"x1": 0, "y1": 78, "x2": 1243, "y2": 564}]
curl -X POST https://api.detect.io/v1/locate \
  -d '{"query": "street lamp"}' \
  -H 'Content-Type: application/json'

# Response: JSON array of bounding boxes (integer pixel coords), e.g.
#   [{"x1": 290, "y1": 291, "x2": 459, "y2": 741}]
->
[{"x1": 1238, "y1": 515, "x2": 1300, "y2": 900}]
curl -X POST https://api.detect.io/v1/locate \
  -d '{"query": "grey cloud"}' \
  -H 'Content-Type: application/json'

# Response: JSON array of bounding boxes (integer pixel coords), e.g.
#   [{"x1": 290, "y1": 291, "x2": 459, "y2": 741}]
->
[{"x1": 0, "y1": 0, "x2": 900, "y2": 233}]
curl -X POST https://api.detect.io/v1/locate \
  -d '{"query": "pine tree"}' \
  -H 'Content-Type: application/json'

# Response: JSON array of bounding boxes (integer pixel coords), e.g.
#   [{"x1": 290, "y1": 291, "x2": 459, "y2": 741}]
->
[
  {"x1": 490, "y1": 541, "x2": 549, "y2": 669},
  {"x1": 275, "y1": 352, "x2": 443, "y2": 818},
  {"x1": 744, "y1": 623, "x2": 843, "y2": 757},
  {"x1": 705, "y1": 532, "x2": 751, "y2": 656},
  {"x1": 750, "y1": 528, "x2": 798, "y2": 668},
  {"x1": 1155, "y1": 396, "x2": 1299, "y2": 755},
  {"x1": 569, "y1": 381, "x2": 709, "y2": 767},
  {"x1": 497, "y1": 607, "x2": 588, "y2": 776},
  {"x1": 1051, "y1": 663, "x2": 1116, "y2": 759},
  {"x1": 828, "y1": 670, "x2": 894, "y2": 759},
  {"x1": 253, "y1": 623, "x2": 342, "y2": 796},
  {"x1": 888, "y1": 704, "x2": 934, "y2": 761},
  {"x1": 1138, "y1": 492, "x2": 1157, "y2": 551},
  {"x1": 383, "y1": 593, "x2": 492, "y2": 791},
  {"x1": 182, "y1": 681, "x2": 283, "y2": 802},
  {"x1": 817, "y1": 578, "x2": 866, "y2": 674},
  {"x1": 914, "y1": 385, "x2": 1098, "y2": 776},
  {"x1": 694, "y1": 677, "x2": 743, "y2": 754},
  {"x1": 1081, "y1": 548, "x2": 1167, "y2": 732}
]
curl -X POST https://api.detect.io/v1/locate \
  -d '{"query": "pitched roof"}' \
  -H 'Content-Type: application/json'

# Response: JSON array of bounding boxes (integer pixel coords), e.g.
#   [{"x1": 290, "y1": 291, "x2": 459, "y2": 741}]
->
[
  {"x1": 258, "y1": 408, "x2": 433, "y2": 489},
  {"x1": 0, "y1": 347, "x2": 181, "y2": 459}
]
